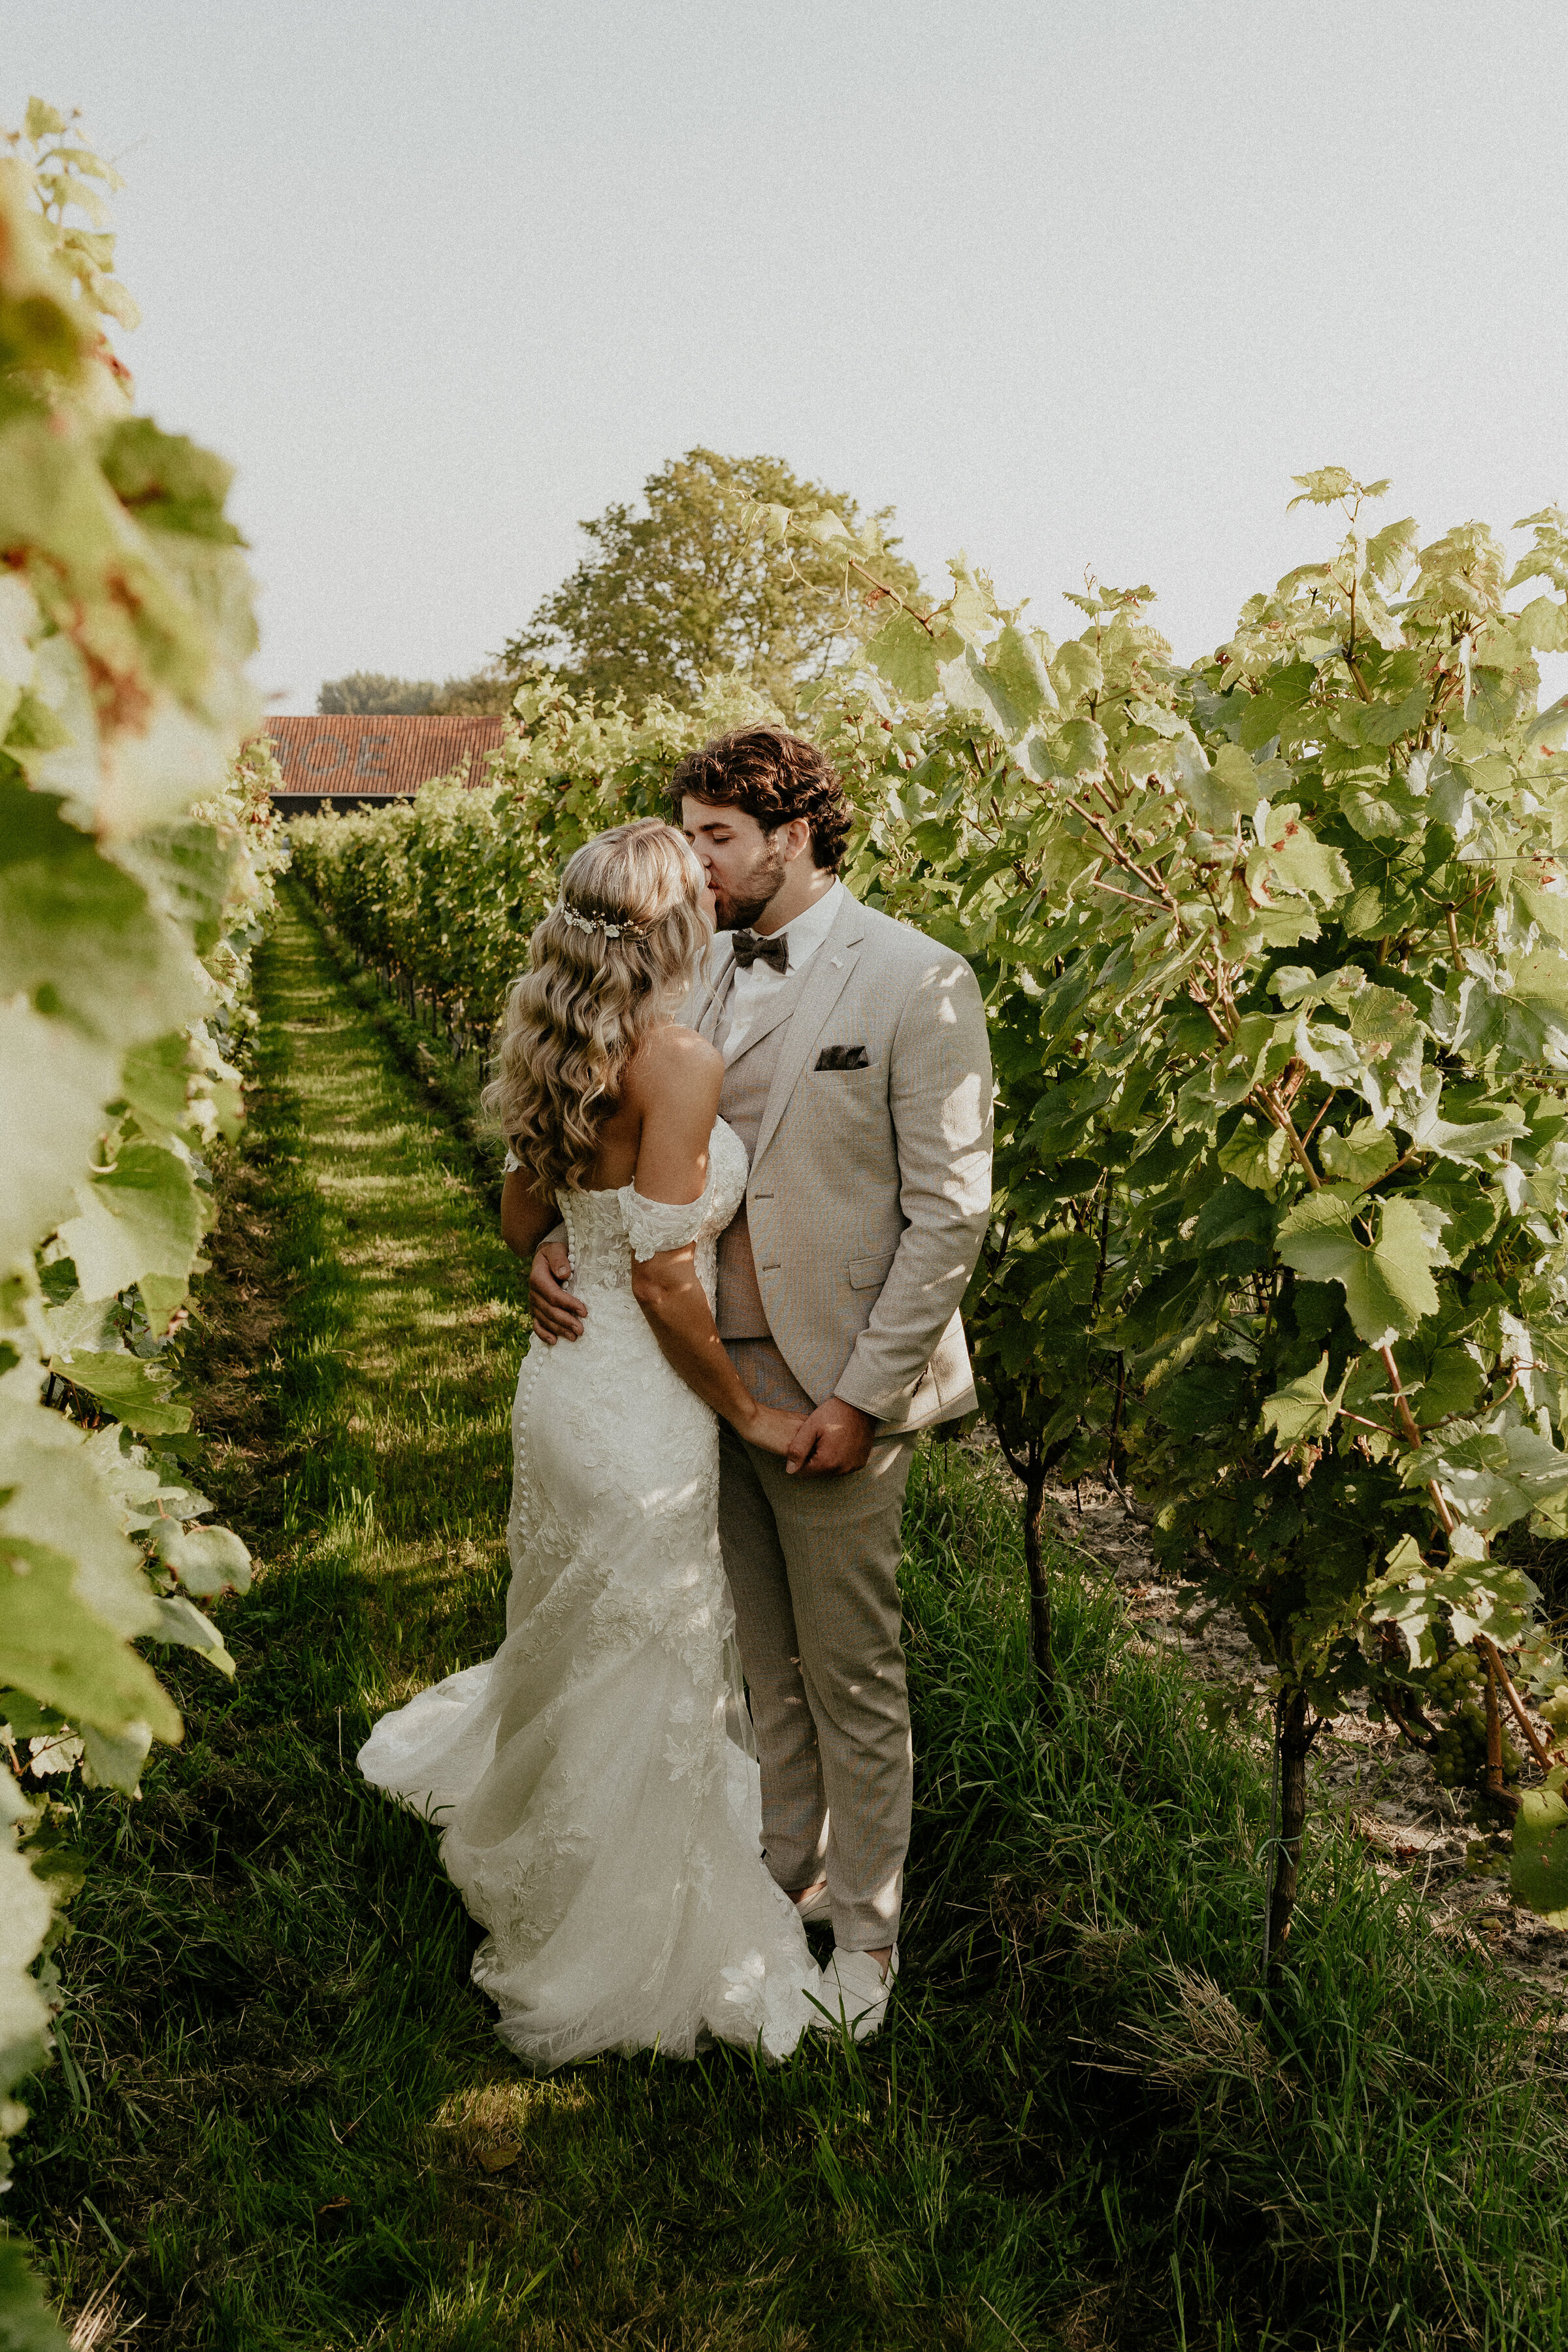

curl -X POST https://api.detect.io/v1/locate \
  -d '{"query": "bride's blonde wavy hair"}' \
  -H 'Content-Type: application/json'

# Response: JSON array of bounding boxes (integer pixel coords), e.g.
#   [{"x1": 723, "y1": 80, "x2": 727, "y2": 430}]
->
[{"x1": 482, "y1": 818, "x2": 710, "y2": 1198}]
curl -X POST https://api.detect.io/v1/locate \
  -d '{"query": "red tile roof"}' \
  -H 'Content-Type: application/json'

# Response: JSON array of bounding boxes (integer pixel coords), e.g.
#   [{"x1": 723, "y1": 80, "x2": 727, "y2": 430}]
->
[{"x1": 261, "y1": 714, "x2": 506, "y2": 796}]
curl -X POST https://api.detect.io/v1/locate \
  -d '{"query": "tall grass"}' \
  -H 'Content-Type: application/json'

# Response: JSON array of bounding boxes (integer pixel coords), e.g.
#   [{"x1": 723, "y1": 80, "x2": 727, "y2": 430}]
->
[
  {"x1": 900, "y1": 1458, "x2": 1568, "y2": 2349},
  {"x1": 15, "y1": 879, "x2": 1568, "y2": 2351}
]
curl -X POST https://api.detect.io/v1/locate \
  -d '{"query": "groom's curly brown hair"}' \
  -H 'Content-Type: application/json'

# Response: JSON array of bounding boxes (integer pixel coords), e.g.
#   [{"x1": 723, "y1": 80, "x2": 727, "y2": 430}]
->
[{"x1": 669, "y1": 728, "x2": 853, "y2": 872}]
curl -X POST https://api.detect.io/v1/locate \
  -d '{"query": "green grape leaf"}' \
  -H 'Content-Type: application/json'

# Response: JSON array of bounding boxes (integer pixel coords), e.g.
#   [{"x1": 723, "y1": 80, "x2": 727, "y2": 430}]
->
[
  {"x1": 112, "y1": 820, "x2": 239, "y2": 955},
  {"x1": 1262, "y1": 806, "x2": 1352, "y2": 904},
  {"x1": 1277, "y1": 1190, "x2": 1439, "y2": 1346},
  {"x1": 1407, "y1": 1077, "x2": 1527, "y2": 1164},
  {"x1": 1411, "y1": 1418, "x2": 1568, "y2": 1535},
  {"x1": 137, "y1": 1271, "x2": 189, "y2": 1337},
  {"x1": 1154, "y1": 1362, "x2": 1245, "y2": 1438},
  {"x1": 97, "y1": 419, "x2": 243, "y2": 546},
  {"x1": 37, "y1": 1292, "x2": 116, "y2": 1358},
  {"x1": 0, "y1": 781, "x2": 197, "y2": 1048},
  {"x1": 3, "y1": 689, "x2": 72, "y2": 755},
  {"x1": 1510, "y1": 1767, "x2": 1568, "y2": 1925},
  {"x1": 1369, "y1": 1548, "x2": 1534, "y2": 1658},
  {"x1": 0, "y1": 1393, "x2": 164, "y2": 1644},
  {"x1": 50, "y1": 1349, "x2": 191, "y2": 1436},
  {"x1": 987, "y1": 625, "x2": 1056, "y2": 727},
  {"x1": 0, "y1": 1534, "x2": 178, "y2": 1740},
  {"x1": 798, "y1": 506, "x2": 853, "y2": 549},
  {"x1": 0, "y1": 998, "x2": 125, "y2": 1283},
  {"x1": 1288, "y1": 466, "x2": 1362, "y2": 508},
  {"x1": 1024, "y1": 1227, "x2": 1100, "y2": 1319},
  {"x1": 1192, "y1": 1179, "x2": 1273, "y2": 1251},
  {"x1": 1339, "y1": 775, "x2": 1431, "y2": 842},
  {"x1": 1319, "y1": 1119, "x2": 1398, "y2": 1186},
  {"x1": 0, "y1": 1691, "x2": 65, "y2": 1740},
  {"x1": 1261, "y1": 1354, "x2": 1345, "y2": 1453},
  {"x1": 152, "y1": 1521, "x2": 250, "y2": 1599},
  {"x1": 1495, "y1": 949, "x2": 1568, "y2": 1067},
  {"x1": 1049, "y1": 717, "x2": 1107, "y2": 777},
  {"x1": 1364, "y1": 516, "x2": 1419, "y2": 589},
  {"x1": 1348, "y1": 986, "x2": 1422, "y2": 1090},
  {"x1": 0, "y1": 575, "x2": 37, "y2": 738},
  {"x1": 1218, "y1": 1117, "x2": 1289, "y2": 1195},
  {"x1": 1413, "y1": 1343, "x2": 1485, "y2": 1425},
  {"x1": 1052, "y1": 640, "x2": 1102, "y2": 704},
  {"x1": 866, "y1": 610, "x2": 940, "y2": 702},
  {"x1": 82, "y1": 1717, "x2": 154, "y2": 1794},
  {"x1": 939, "y1": 644, "x2": 1026, "y2": 740},
  {"x1": 1173, "y1": 739, "x2": 1265, "y2": 832},
  {"x1": 1293, "y1": 1017, "x2": 1362, "y2": 1091},
  {"x1": 1236, "y1": 661, "x2": 1316, "y2": 752},
  {"x1": 78, "y1": 1425, "x2": 208, "y2": 1531},
  {"x1": 146, "y1": 1591, "x2": 235, "y2": 1674},
  {"x1": 1514, "y1": 597, "x2": 1568, "y2": 654},
  {"x1": 1516, "y1": 884, "x2": 1568, "y2": 948},
  {"x1": 58, "y1": 1139, "x2": 212, "y2": 1303},
  {"x1": 1358, "y1": 683, "x2": 1430, "y2": 747},
  {"x1": 119, "y1": 1030, "x2": 194, "y2": 1141},
  {"x1": 0, "y1": 2227, "x2": 70, "y2": 2351}
]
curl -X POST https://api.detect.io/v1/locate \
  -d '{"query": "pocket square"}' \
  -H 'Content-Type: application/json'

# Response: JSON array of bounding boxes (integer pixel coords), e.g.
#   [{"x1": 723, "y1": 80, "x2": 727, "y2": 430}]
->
[{"x1": 816, "y1": 1043, "x2": 870, "y2": 1071}]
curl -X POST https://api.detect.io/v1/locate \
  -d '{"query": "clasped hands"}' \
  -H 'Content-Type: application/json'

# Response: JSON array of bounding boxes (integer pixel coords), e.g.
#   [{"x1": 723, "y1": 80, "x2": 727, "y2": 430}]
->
[{"x1": 528, "y1": 1243, "x2": 874, "y2": 1477}]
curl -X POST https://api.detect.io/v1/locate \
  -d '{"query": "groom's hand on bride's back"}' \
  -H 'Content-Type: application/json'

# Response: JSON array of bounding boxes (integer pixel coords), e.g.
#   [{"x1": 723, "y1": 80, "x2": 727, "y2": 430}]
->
[
  {"x1": 786, "y1": 1397, "x2": 875, "y2": 1478},
  {"x1": 529, "y1": 1243, "x2": 587, "y2": 1345}
]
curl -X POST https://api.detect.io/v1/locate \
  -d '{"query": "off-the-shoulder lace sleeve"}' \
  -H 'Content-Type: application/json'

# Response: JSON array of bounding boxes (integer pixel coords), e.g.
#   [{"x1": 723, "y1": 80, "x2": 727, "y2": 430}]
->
[
  {"x1": 503, "y1": 1149, "x2": 521, "y2": 1173},
  {"x1": 620, "y1": 1181, "x2": 712, "y2": 1263}
]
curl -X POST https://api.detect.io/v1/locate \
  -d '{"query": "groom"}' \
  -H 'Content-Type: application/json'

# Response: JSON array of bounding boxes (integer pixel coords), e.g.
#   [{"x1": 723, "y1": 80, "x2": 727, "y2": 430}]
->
[{"x1": 531, "y1": 728, "x2": 992, "y2": 2038}]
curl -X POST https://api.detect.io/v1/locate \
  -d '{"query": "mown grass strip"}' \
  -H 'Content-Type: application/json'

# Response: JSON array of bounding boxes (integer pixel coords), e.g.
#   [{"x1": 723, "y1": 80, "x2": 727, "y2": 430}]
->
[{"x1": 16, "y1": 879, "x2": 1568, "y2": 2351}]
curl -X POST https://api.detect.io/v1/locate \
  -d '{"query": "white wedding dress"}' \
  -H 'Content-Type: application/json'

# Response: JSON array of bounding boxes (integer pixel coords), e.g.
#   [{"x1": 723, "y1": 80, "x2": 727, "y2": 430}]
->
[{"x1": 357, "y1": 1117, "x2": 818, "y2": 2068}]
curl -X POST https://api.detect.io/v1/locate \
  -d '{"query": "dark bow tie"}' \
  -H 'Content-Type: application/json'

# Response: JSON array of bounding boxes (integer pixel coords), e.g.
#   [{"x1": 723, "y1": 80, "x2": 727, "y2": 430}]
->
[{"x1": 730, "y1": 929, "x2": 789, "y2": 975}]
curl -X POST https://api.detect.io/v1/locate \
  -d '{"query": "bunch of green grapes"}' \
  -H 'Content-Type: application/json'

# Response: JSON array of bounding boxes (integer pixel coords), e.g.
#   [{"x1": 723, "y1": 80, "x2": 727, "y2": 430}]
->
[
  {"x1": 1428, "y1": 1705, "x2": 1507, "y2": 1790},
  {"x1": 1418, "y1": 1652, "x2": 1521, "y2": 1793},
  {"x1": 1424, "y1": 1648, "x2": 1482, "y2": 1710},
  {"x1": 1540, "y1": 1684, "x2": 1568, "y2": 1733}
]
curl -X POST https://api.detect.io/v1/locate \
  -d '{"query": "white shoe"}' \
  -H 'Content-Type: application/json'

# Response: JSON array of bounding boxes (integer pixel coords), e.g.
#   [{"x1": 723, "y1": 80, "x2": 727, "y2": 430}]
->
[
  {"x1": 812, "y1": 1945, "x2": 898, "y2": 2042},
  {"x1": 793, "y1": 1881, "x2": 832, "y2": 1925}
]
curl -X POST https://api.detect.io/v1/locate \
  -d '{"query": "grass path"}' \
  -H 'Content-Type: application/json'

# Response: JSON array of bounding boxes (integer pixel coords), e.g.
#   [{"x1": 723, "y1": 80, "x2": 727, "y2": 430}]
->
[
  {"x1": 17, "y1": 882, "x2": 1568, "y2": 2351},
  {"x1": 18, "y1": 887, "x2": 1067, "y2": 2350}
]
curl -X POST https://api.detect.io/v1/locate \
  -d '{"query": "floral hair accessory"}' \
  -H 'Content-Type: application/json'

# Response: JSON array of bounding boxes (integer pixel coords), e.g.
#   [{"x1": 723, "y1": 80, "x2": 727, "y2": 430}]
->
[{"x1": 559, "y1": 902, "x2": 649, "y2": 942}]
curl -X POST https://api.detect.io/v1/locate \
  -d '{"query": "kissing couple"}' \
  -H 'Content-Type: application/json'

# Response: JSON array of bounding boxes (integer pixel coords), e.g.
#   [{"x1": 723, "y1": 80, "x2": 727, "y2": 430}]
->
[{"x1": 360, "y1": 728, "x2": 994, "y2": 2064}]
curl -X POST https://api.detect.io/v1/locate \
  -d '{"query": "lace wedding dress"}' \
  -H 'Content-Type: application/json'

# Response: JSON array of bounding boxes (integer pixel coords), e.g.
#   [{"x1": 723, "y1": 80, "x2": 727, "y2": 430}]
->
[{"x1": 357, "y1": 1117, "x2": 817, "y2": 2068}]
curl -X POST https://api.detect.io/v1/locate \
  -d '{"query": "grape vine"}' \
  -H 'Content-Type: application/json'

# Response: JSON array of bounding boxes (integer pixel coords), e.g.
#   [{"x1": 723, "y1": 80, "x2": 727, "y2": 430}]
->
[
  {"x1": 1, "y1": 101, "x2": 274, "y2": 2339},
  {"x1": 300, "y1": 468, "x2": 1568, "y2": 1972}
]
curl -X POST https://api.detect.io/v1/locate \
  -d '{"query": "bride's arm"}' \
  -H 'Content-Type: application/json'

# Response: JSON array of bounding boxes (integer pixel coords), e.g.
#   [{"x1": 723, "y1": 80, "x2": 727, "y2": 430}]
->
[
  {"x1": 500, "y1": 1172, "x2": 564, "y2": 1266},
  {"x1": 625, "y1": 1030, "x2": 802, "y2": 1460}
]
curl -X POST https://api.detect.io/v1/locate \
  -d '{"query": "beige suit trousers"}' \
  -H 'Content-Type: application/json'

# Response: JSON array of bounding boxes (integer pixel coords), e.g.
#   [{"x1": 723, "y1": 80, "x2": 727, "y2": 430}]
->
[{"x1": 718, "y1": 1390, "x2": 916, "y2": 1953}]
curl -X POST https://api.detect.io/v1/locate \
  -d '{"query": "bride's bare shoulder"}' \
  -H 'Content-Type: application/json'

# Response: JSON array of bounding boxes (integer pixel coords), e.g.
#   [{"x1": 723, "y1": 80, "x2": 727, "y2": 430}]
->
[{"x1": 624, "y1": 1023, "x2": 723, "y2": 1107}]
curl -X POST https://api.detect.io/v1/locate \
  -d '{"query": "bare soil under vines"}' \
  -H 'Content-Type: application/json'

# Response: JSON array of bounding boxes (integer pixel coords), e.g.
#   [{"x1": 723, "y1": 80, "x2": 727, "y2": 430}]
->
[{"x1": 1036, "y1": 1469, "x2": 1568, "y2": 2001}]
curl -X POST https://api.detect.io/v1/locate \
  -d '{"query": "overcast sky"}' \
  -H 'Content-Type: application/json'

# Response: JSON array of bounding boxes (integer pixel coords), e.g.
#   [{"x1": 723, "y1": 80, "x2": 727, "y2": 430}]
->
[{"x1": 7, "y1": 1, "x2": 1567, "y2": 712}]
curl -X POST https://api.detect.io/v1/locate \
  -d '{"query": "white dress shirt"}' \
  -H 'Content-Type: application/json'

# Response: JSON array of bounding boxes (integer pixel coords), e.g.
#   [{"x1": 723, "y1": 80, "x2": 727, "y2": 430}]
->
[{"x1": 721, "y1": 879, "x2": 845, "y2": 1060}]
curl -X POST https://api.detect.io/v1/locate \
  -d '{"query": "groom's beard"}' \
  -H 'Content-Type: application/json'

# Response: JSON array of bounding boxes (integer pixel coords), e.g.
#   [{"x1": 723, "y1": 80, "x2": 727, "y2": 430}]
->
[{"x1": 713, "y1": 838, "x2": 789, "y2": 932}]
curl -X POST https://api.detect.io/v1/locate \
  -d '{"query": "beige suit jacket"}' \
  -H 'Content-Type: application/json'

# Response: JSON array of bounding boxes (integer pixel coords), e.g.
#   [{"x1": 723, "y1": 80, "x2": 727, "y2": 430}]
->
[{"x1": 689, "y1": 892, "x2": 994, "y2": 1435}]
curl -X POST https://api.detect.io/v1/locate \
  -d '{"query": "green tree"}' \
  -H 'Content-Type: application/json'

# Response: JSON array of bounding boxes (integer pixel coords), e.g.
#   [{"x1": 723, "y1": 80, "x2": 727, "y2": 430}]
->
[
  {"x1": 425, "y1": 664, "x2": 518, "y2": 715},
  {"x1": 503, "y1": 448, "x2": 920, "y2": 714},
  {"x1": 318, "y1": 667, "x2": 519, "y2": 716},
  {"x1": 318, "y1": 672, "x2": 436, "y2": 714}
]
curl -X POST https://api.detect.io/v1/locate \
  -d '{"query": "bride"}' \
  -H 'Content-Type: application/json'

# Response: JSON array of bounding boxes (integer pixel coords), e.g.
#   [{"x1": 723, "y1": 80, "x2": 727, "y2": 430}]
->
[{"x1": 358, "y1": 817, "x2": 820, "y2": 2066}]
